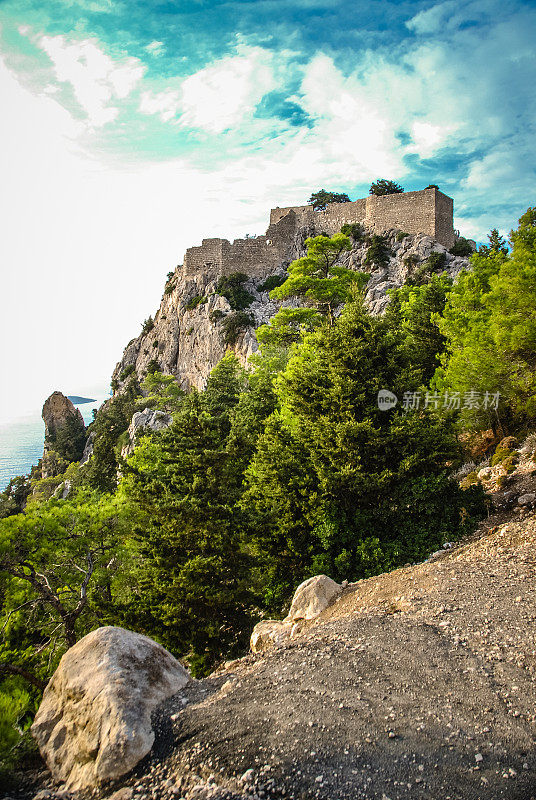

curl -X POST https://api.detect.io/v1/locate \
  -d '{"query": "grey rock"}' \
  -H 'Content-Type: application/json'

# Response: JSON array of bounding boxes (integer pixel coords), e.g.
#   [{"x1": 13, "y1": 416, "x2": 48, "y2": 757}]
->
[{"x1": 32, "y1": 626, "x2": 190, "y2": 791}]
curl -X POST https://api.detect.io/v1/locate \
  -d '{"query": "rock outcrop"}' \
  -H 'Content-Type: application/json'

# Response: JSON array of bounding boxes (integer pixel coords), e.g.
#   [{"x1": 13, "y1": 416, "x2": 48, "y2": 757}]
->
[
  {"x1": 41, "y1": 392, "x2": 85, "y2": 477},
  {"x1": 285, "y1": 574, "x2": 342, "y2": 622},
  {"x1": 112, "y1": 227, "x2": 469, "y2": 396},
  {"x1": 250, "y1": 575, "x2": 342, "y2": 652},
  {"x1": 121, "y1": 408, "x2": 173, "y2": 458},
  {"x1": 42, "y1": 392, "x2": 84, "y2": 442},
  {"x1": 31, "y1": 626, "x2": 190, "y2": 791}
]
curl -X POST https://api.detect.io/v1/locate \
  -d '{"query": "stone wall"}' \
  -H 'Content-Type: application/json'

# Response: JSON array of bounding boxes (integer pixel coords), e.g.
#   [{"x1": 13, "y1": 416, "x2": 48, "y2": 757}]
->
[
  {"x1": 183, "y1": 187, "x2": 456, "y2": 279},
  {"x1": 270, "y1": 187, "x2": 456, "y2": 248}
]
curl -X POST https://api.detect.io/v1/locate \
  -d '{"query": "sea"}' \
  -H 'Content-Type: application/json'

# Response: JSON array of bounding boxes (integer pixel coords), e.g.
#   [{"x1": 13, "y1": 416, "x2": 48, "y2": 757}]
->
[{"x1": 0, "y1": 396, "x2": 110, "y2": 491}]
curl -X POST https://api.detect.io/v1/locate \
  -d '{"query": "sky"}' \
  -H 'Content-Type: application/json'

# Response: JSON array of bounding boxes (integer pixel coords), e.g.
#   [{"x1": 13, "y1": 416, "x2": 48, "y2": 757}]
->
[{"x1": 0, "y1": 0, "x2": 535, "y2": 422}]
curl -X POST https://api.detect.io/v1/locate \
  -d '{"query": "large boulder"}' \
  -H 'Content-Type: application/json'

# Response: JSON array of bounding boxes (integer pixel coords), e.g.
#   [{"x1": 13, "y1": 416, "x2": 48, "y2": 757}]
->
[
  {"x1": 31, "y1": 627, "x2": 190, "y2": 791},
  {"x1": 285, "y1": 575, "x2": 342, "y2": 622},
  {"x1": 121, "y1": 408, "x2": 173, "y2": 458},
  {"x1": 250, "y1": 620, "x2": 293, "y2": 653}
]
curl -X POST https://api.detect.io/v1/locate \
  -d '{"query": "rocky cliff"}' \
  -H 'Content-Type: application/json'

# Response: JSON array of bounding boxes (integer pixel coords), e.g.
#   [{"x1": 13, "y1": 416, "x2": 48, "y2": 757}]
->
[{"x1": 112, "y1": 226, "x2": 470, "y2": 394}]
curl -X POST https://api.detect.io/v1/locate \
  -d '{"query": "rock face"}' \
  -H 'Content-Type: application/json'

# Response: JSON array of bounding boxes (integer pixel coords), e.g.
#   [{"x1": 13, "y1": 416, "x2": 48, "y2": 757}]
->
[
  {"x1": 42, "y1": 391, "x2": 84, "y2": 442},
  {"x1": 112, "y1": 227, "x2": 469, "y2": 396},
  {"x1": 285, "y1": 575, "x2": 342, "y2": 622},
  {"x1": 41, "y1": 391, "x2": 85, "y2": 478},
  {"x1": 121, "y1": 408, "x2": 173, "y2": 458},
  {"x1": 31, "y1": 626, "x2": 190, "y2": 791}
]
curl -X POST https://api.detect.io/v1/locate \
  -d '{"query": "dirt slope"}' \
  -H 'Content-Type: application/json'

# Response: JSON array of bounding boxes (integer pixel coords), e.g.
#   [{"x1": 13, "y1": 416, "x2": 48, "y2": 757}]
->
[
  {"x1": 13, "y1": 495, "x2": 536, "y2": 800},
  {"x1": 98, "y1": 506, "x2": 536, "y2": 800}
]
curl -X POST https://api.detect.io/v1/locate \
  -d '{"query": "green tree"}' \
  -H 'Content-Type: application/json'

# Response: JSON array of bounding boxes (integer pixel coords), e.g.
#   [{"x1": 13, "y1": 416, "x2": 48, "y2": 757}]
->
[
  {"x1": 121, "y1": 362, "x2": 255, "y2": 675},
  {"x1": 0, "y1": 477, "x2": 31, "y2": 520},
  {"x1": 82, "y1": 379, "x2": 139, "y2": 492},
  {"x1": 478, "y1": 228, "x2": 508, "y2": 257},
  {"x1": 363, "y1": 234, "x2": 392, "y2": 268},
  {"x1": 245, "y1": 299, "x2": 484, "y2": 609},
  {"x1": 142, "y1": 371, "x2": 184, "y2": 414},
  {"x1": 369, "y1": 179, "x2": 404, "y2": 196},
  {"x1": 267, "y1": 233, "x2": 367, "y2": 330},
  {"x1": 216, "y1": 273, "x2": 254, "y2": 310},
  {"x1": 434, "y1": 208, "x2": 536, "y2": 432},
  {"x1": 308, "y1": 190, "x2": 351, "y2": 211},
  {"x1": 385, "y1": 273, "x2": 453, "y2": 385}
]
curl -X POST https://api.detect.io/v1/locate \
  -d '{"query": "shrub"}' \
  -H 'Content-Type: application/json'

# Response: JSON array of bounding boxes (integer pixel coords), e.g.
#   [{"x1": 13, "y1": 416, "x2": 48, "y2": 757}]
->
[
  {"x1": 142, "y1": 316, "x2": 154, "y2": 335},
  {"x1": 363, "y1": 234, "x2": 391, "y2": 268},
  {"x1": 258, "y1": 274, "x2": 287, "y2": 292},
  {"x1": 341, "y1": 223, "x2": 365, "y2": 242},
  {"x1": 120, "y1": 364, "x2": 136, "y2": 382},
  {"x1": 403, "y1": 254, "x2": 419, "y2": 268},
  {"x1": 426, "y1": 184, "x2": 439, "y2": 190},
  {"x1": 222, "y1": 311, "x2": 253, "y2": 345},
  {"x1": 186, "y1": 294, "x2": 207, "y2": 311},
  {"x1": 209, "y1": 310, "x2": 226, "y2": 323},
  {"x1": 449, "y1": 238, "x2": 474, "y2": 257},
  {"x1": 152, "y1": 340, "x2": 158, "y2": 348},
  {"x1": 146, "y1": 359, "x2": 160, "y2": 375},
  {"x1": 216, "y1": 273, "x2": 254, "y2": 310},
  {"x1": 396, "y1": 231, "x2": 410, "y2": 242},
  {"x1": 410, "y1": 251, "x2": 447, "y2": 285}
]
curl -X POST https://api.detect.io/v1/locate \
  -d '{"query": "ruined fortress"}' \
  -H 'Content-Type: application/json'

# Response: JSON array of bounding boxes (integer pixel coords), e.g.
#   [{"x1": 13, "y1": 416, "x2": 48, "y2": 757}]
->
[{"x1": 183, "y1": 186, "x2": 456, "y2": 280}]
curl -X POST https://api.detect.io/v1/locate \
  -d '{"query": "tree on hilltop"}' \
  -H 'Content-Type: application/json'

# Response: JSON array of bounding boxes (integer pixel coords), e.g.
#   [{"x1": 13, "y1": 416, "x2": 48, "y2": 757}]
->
[
  {"x1": 369, "y1": 179, "x2": 404, "y2": 196},
  {"x1": 308, "y1": 190, "x2": 351, "y2": 211}
]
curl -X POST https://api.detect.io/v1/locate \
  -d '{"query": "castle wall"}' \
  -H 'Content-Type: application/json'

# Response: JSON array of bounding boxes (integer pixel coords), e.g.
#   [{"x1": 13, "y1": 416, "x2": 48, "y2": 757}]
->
[
  {"x1": 183, "y1": 188, "x2": 456, "y2": 279},
  {"x1": 270, "y1": 187, "x2": 455, "y2": 247}
]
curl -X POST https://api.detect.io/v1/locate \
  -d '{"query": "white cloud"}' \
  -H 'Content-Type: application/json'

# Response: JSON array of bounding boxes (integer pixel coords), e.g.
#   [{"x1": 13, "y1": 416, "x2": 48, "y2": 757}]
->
[
  {"x1": 145, "y1": 40, "x2": 165, "y2": 56},
  {"x1": 139, "y1": 87, "x2": 181, "y2": 122},
  {"x1": 38, "y1": 35, "x2": 145, "y2": 126},
  {"x1": 140, "y1": 44, "x2": 277, "y2": 132}
]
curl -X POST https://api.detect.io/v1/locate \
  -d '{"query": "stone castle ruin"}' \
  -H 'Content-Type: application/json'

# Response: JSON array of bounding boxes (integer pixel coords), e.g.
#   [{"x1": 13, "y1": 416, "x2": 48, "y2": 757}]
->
[{"x1": 183, "y1": 186, "x2": 456, "y2": 280}]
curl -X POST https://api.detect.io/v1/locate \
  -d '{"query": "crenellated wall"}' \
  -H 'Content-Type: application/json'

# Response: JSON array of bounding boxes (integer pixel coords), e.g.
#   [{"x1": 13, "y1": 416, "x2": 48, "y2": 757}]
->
[{"x1": 182, "y1": 187, "x2": 456, "y2": 279}]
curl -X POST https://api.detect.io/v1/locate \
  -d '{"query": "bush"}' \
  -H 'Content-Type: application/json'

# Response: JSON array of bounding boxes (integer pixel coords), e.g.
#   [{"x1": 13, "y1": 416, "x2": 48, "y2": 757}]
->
[
  {"x1": 396, "y1": 231, "x2": 410, "y2": 242},
  {"x1": 120, "y1": 364, "x2": 136, "y2": 382},
  {"x1": 142, "y1": 316, "x2": 154, "y2": 335},
  {"x1": 222, "y1": 312, "x2": 253, "y2": 345},
  {"x1": 209, "y1": 310, "x2": 226, "y2": 323},
  {"x1": 258, "y1": 274, "x2": 287, "y2": 292},
  {"x1": 410, "y1": 251, "x2": 447, "y2": 285},
  {"x1": 146, "y1": 359, "x2": 160, "y2": 375},
  {"x1": 216, "y1": 273, "x2": 254, "y2": 310},
  {"x1": 363, "y1": 234, "x2": 391, "y2": 268},
  {"x1": 341, "y1": 223, "x2": 365, "y2": 242},
  {"x1": 186, "y1": 294, "x2": 207, "y2": 311},
  {"x1": 449, "y1": 238, "x2": 474, "y2": 257}
]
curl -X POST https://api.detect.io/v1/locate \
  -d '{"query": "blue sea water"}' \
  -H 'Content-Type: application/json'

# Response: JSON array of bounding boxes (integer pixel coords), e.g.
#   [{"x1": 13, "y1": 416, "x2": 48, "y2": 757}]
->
[{"x1": 0, "y1": 398, "x2": 109, "y2": 491}]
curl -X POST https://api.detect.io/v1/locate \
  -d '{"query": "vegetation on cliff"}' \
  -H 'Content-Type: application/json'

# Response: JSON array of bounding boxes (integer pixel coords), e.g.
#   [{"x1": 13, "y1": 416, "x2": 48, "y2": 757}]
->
[{"x1": 1, "y1": 208, "x2": 536, "y2": 778}]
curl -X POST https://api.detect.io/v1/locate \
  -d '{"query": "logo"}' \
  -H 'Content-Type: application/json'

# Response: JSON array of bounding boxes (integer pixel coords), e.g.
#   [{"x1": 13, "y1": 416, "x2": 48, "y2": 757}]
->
[{"x1": 377, "y1": 389, "x2": 398, "y2": 411}]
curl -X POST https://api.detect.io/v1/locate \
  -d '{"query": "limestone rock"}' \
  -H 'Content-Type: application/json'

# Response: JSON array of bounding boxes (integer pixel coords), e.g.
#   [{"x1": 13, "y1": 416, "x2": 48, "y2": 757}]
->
[
  {"x1": 42, "y1": 391, "x2": 84, "y2": 442},
  {"x1": 111, "y1": 225, "x2": 471, "y2": 398},
  {"x1": 81, "y1": 431, "x2": 95, "y2": 464},
  {"x1": 285, "y1": 575, "x2": 342, "y2": 622},
  {"x1": 517, "y1": 493, "x2": 536, "y2": 506},
  {"x1": 250, "y1": 620, "x2": 292, "y2": 653},
  {"x1": 31, "y1": 626, "x2": 190, "y2": 791},
  {"x1": 121, "y1": 408, "x2": 173, "y2": 458}
]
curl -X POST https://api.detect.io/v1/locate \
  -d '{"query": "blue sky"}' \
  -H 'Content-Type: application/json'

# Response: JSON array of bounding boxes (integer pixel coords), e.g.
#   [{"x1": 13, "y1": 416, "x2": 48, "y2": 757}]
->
[{"x1": 0, "y1": 0, "x2": 535, "y2": 420}]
